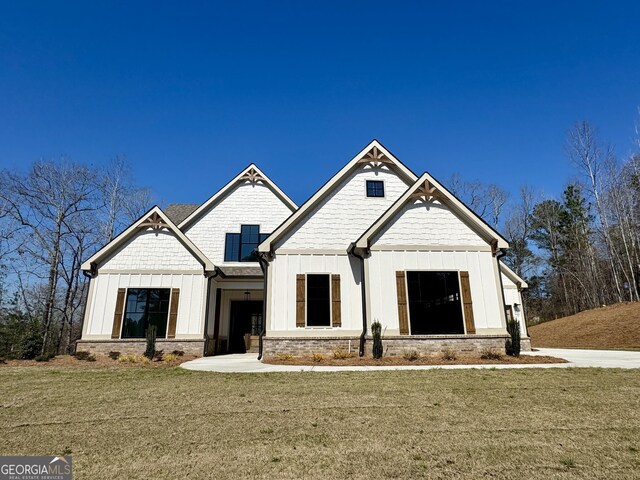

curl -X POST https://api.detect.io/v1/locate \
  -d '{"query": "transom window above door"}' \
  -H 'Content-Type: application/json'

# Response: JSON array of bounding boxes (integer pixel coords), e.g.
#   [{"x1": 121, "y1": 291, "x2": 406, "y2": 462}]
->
[{"x1": 224, "y1": 225, "x2": 270, "y2": 262}]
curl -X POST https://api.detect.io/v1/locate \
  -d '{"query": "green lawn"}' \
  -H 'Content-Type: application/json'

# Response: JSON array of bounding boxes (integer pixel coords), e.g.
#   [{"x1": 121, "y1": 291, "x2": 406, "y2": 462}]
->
[{"x1": 1, "y1": 366, "x2": 639, "y2": 479}]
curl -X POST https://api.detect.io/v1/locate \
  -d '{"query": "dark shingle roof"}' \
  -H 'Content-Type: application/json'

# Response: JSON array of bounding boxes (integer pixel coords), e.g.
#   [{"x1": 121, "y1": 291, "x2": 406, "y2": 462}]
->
[
  {"x1": 217, "y1": 266, "x2": 263, "y2": 278},
  {"x1": 164, "y1": 204, "x2": 199, "y2": 225}
]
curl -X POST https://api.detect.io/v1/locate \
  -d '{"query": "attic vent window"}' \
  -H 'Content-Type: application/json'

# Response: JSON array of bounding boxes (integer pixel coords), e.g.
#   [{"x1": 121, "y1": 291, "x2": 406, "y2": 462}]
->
[{"x1": 366, "y1": 180, "x2": 385, "y2": 198}]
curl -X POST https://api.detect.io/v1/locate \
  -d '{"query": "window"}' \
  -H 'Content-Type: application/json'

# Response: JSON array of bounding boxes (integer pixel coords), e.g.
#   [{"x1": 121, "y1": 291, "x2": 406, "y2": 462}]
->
[
  {"x1": 306, "y1": 274, "x2": 331, "y2": 326},
  {"x1": 224, "y1": 225, "x2": 270, "y2": 262},
  {"x1": 406, "y1": 271, "x2": 464, "y2": 335},
  {"x1": 366, "y1": 180, "x2": 384, "y2": 197},
  {"x1": 121, "y1": 288, "x2": 171, "y2": 338}
]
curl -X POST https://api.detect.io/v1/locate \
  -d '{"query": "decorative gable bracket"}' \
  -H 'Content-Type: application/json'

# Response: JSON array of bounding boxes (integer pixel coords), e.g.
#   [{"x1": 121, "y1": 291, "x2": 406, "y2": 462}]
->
[
  {"x1": 239, "y1": 167, "x2": 265, "y2": 184},
  {"x1": 139, "y1": 212, "x2": 169, "y2": 231},
  {"x1": 409, "y1": 179, "x2": 441, "y2": 203},
  {"x1": 357, "y1": 146, "x2": 395, "y2": 168}
]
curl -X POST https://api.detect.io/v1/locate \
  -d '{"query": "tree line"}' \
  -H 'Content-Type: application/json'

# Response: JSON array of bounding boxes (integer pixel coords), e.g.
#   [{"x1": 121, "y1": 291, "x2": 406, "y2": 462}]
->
[
  {"x1": 1, "y1": 119, "x2": 639, "y2": 357},
  {"x1": 0, "y1": 158, "x2": 151, "y2": 358}
]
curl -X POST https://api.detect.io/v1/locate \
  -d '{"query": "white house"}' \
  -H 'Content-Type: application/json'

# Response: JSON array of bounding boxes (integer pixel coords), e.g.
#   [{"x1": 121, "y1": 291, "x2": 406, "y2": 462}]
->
[{"x1": 77, "y1": 140, "x2": 530, "y2": 358}]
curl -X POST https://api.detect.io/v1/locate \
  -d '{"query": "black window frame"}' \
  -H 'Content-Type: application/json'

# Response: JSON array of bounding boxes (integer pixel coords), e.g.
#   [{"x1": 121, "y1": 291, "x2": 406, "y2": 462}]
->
[
  {"x1": 121, "y1": 288, "x2": 171, "y2": 339},
  {"x1": 306, "y1": 273, "x2": 331, "y2": 327},
  {"x1": 224, "y1": 224, "x2": 270, "y2": 262},
  {"x1": 406, "y1": 271, "x2": 465, "y2": 335},
  {"x1": 366, "y1": 180, "x2": 385, "y2": 198}
]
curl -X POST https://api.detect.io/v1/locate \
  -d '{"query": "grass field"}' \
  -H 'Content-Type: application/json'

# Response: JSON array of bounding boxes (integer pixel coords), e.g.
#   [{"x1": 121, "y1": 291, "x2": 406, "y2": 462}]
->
[{"x1": 1, "y1": 366, "x2": 639, "y2": 479}]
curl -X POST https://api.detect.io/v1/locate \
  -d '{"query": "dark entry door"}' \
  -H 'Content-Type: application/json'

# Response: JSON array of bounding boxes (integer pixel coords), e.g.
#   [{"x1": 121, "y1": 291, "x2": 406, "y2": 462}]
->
[{"x1": 229, "y1": 300, "x2": 263, "y2": 353}]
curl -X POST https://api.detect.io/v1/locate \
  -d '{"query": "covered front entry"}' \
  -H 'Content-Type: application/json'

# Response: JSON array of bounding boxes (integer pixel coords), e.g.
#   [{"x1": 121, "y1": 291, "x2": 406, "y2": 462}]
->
[{"x1": 229, "y1": 300, "x2": 263, "y2": 353}]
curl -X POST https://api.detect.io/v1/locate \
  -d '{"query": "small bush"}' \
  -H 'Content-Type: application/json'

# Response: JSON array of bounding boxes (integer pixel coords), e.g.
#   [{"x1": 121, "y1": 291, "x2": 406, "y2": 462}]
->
[
  {"x1": 108, "y1": 351, "x2": 120, "y2": 360},
  {"x1": 506, "y1": 318, "x2": 521, "y2": 357},
  {"x1": 0, "y1": 357, "x2": 6, "y2": 364},
  {"x1": 371, "y1": 320, "x2": 383, "y2": 359},
  {"x1": 333, "y1": 348, "x2": 352, "y2": 360},
  {"x1": 144, "y1": 325, "x2": 157, "y2": 360},
  {"x1": 86, "y1": 354, "x2": 96, "y2": 362},
  {"x1": 153, "y1": 349, "x2": 164, "y2": 362},
  {"x1": 276, "y1": 353, "x2": 293, "y2": 361},
  {"x1": 19, "y1": 325, "x2": 43, "y2": 360},
  {"x1": 163, "y1": 353, "x2": 178, "y2": 362},
  {"x1": 34, "y1": 354, "x2": 53, "y2": 362},
  {"x1": 403, "y1": 350, "x2": 419, "y2": 361},
  {"x1": 74, "y1": 351, "x2": 91, "y2": 361},
  {"x1": 171, "y1": 350, "x2": 185, "y2": 357},
  {"x1": 117, "y1": 354, "x2": 150, "y2": 364},
  {"x1": 480, "y1": 348, "x2": 502, "y2": 360},
  {"x1": 441, "y1": 349, "x2": 457, "y2": 361},
  {"x1": 311, "y1": 353, "x2": 324, "y2": 363}
]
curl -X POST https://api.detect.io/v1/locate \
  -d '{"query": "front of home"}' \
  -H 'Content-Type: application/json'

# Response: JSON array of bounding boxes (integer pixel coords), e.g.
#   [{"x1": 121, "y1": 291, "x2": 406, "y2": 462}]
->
[{"x1": 77, "y1": 140, "x2": 530, "y2": 358}]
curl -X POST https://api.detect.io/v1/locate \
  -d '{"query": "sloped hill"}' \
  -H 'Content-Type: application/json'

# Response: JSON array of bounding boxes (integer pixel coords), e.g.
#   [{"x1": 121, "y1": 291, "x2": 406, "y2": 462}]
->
[{"x1": 528, "y1": 302, "x2": 640, "y2": 350}]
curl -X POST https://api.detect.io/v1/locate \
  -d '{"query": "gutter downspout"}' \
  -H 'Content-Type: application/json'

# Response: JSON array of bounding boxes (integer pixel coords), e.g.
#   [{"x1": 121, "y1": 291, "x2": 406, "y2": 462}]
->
[
  {"x1": 496, "y1": 249, "x2": 509, "y2": 326},
  {"x1": 257, "y1": 252, "x2": 269, "y2": 361},
  {"x1": 348, "y1": 242, "x2": 367, "y2": 357}
]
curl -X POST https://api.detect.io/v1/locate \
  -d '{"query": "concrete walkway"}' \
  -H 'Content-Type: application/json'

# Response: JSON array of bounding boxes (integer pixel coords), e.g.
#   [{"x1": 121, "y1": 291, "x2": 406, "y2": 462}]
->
[{"x1": 180, "y1": 348, "x2": 640, "y2": 373}]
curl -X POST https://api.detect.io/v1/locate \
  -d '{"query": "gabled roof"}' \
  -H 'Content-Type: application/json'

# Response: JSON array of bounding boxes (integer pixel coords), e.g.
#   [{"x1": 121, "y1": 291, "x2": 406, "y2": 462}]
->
[
  {"x1": 258, "y1": 139, "x2": 418, "y2": 253},
  {"x1": 178, "y1": 163, "x2": 297, "y2": 230},
  {"x1": 81, "y1": 206, "x2": 215, "y2": 273},
  {"x1": 499, "y1": 261, "x2": 528, "y2": 289},
  {"x1": 354, "y1": 172, "x2": 510, "y2": 251}
]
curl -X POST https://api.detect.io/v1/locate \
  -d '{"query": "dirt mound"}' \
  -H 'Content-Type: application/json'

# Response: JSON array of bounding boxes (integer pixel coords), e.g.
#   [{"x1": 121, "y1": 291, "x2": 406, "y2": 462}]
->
[{"x1": 529, "y1": 302, "x2": 640, "y2": 349}]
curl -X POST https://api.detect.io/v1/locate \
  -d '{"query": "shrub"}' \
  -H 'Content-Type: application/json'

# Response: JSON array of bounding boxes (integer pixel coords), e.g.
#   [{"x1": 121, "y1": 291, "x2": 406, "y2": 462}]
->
[
  {"x1": 333, "y1": 348, "x2": 352, "y2": 360},
  {"x1": 163, "y1": 353, "x2": 178, "y2": 362},
  {"x1": 311, "y1": 353, "x2": 324, "y2": 363},
  {"x1": 371, "y1": 320, "x2": 383, "y2": 359},
  {"x1": 19, "y1": 325, "x2": 43, "y2": 360},
  {"x1": 441, "y1": 349, "x2": 457, "y2": 361},
  {"x1": 34, "y1": 354, "x2": 51, "y2": 362},
  {"x1": 480, "y1": 347, "x2": 502, "y2": 360},
  {"x1": 276, "y1": 353, "x2": 293, "y2": 361},
  {"x1": 0, "y1": 357, "x2": 6, "y2": 364},
  {"x1": 153, "y1": 349, "x2": 164, "y2": 362},
  {"x1": 144, "y1": 325, "x2": 157, "y2": 360},
  {"x1": 118, "y1": 354, "x2": 150, "y2": 364},
  {"x1": 403, "y1": 350, "x2": 419, "y2": 362},
  {"x1": 108, "y1": 351, "x2": 120, "y2": 361},
  {"x1": 506, "y1": 318, "x2": 521, "y2": 357},
  {"x1": 74, "y1": 351, "x2": 91, "y2": 361},
  {"x1": 171, "y1": 350, "x2": 185, "y2": 357},
  {"x1": 86, "y1": 354, "x2": 96, "y2": 362}
]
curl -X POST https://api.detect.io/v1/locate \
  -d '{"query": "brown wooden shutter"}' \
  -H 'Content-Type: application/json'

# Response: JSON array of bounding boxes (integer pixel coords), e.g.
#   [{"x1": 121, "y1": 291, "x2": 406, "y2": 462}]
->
[
  {"x1": 111, "y1": 288, "x2": 126, "y2": 339},
  {"x1": 459, "y1": 271, "x2": 476, "y2": 334},
  {"x1": 167, "y1": 288, "x2": 180, "y2": 338},
  {"x1": 331, "y1": 274, "x2": 341, "y2": 327},
  {"x1": 396, "y1": 271, "x2": 409, "y2": 335},
  {"x1": 296, "y1": 274, "x2": 306, "y2": 327}
]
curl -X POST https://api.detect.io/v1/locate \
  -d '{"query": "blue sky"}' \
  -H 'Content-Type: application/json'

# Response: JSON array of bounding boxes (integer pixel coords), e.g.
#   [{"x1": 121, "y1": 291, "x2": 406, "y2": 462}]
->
[{"x1": 1, "y1": 1, "x2": 639, "y2": 207}]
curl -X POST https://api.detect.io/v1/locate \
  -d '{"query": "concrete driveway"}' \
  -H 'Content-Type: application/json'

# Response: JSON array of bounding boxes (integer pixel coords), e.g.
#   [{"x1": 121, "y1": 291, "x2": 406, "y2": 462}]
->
[{"x1": 180, "y1": 348, "x2": 640, "y2": 373}]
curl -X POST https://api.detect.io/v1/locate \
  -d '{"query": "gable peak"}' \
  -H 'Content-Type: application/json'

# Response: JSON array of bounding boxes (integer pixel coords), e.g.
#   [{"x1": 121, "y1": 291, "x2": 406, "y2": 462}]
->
[
  {"x1": 139, "y1": 209, "x2": 170, "y2": 231},
  {"x1": 239, "y1": 165, "x2": 265, "y2": 184},
  {"x1": 357, "y1": 143, "x2": 395, "y2": 168}
]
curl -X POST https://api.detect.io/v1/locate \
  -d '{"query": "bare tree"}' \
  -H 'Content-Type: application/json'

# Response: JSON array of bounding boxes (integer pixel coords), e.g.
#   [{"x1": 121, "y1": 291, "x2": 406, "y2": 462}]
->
[{"x1": 0, "y1": 160, "x2": 97, "y2": 353}]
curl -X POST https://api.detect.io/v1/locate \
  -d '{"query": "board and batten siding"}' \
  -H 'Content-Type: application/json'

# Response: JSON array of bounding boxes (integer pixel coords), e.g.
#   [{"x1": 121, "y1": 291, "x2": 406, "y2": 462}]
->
[
  {"x1": 185, "y1": 182, "x2": 293, "y2": 264},
  {"x1": 84, "y1": 272, "x2": 207, "y2": 339},
  {"x1": 278, "y1": 166, "x2": 411, "y2": 250},
  {"x1": 501, "y1": 272, "x2": 527, "y2": 335},
  {"x1": 368, "y1": 249, "x2": 504, "y2": 334},
  {"x1": 267, "y1": 253, "x2": 363, "y2": 335}
]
